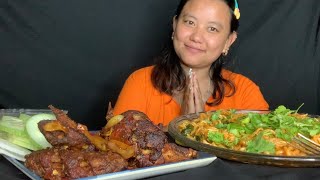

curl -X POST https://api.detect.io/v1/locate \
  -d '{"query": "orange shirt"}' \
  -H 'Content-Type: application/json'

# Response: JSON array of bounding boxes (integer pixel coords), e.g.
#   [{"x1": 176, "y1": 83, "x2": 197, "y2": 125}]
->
[{"x1": 114, "y1": 66, "x2": 269, "y2": 126}]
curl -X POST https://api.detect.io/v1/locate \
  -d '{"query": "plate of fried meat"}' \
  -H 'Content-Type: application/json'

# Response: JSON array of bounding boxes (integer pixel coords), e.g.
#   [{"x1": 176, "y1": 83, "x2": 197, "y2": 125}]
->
[{"x1": 0, "y1": 105, "x2": 216, "y2": 180}]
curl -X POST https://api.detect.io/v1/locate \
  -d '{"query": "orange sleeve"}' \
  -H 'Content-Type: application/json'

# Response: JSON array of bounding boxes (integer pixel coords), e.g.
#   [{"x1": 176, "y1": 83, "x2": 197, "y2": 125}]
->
[
  {"x1": 113, "y1": 67, "x2": 150, "y2": 115},
  {"x1": 207, "y1": 70, "x2": 269, "y2": 111},
  {"x1": 113, "y1": 66, "x2": 180, "y2": 125},
  {"x1": 231, "y1": 72, "x2": 269, "y2": 110}
]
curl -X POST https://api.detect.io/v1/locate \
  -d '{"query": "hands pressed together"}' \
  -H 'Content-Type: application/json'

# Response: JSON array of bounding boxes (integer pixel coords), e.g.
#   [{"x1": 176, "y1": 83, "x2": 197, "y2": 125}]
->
[{"x1": 180, "y1": 69, "x2": 206, "y2": 115}]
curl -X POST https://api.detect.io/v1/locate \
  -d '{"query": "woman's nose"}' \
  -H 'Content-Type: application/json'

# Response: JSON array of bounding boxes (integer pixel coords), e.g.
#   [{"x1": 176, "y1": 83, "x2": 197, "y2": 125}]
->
[{"x1": 189, "y1": 27, "x2": 203, "y2": 43}]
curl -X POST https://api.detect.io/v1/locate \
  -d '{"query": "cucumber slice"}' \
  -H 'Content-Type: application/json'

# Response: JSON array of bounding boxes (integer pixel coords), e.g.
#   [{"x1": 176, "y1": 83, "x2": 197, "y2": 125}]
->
[
  {"x1": 18, "y1": 114, "x2": 31, "y2": 121},
  {"x1": 25, "y1": 113, "x2": 56, "y2": 148},
  {"x1": 8, "y1": 135, "x2": 41, "y2": 151},
  {"x1": 0, "y1": 147, "x2": 27, "y2": 162},
  {"x1": 0, "y1": 116, "x2": 28, "y2": 137},
  {"x1": 0, "y1": 138, "x2": 31, "y2": 161},
  {"x1": 0, "y1": 131, "x2": 8, "y2": 139}
]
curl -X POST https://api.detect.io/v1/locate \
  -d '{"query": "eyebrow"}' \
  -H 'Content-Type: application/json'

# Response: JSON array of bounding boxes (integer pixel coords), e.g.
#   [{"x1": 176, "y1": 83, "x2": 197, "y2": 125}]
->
[{"x1": 182, "y1": 14, "x2": 196, "y2": 20}]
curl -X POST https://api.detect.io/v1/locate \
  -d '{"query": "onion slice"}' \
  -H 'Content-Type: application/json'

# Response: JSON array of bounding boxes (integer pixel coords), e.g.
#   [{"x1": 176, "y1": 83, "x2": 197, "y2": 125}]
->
[{"x1": 105, "y1": 115, "x2": 124, "y2": 129}]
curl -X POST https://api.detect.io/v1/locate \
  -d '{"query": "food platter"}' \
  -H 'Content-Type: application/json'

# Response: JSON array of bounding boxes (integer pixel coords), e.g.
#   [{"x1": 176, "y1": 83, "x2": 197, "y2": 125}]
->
[
  {"x1": 168, "y1": 111, "x2": 320, "y2": 167},
  {"x1": 0, "y1": 108, "x2": 216, "y2": 179},
  {"x1": 2, "y1": 152, "x2": 216, "y2": 180}
]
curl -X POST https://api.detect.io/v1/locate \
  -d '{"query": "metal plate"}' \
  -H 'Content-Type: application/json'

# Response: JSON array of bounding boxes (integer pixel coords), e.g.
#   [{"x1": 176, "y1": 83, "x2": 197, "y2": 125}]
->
[
  {"x1": 168, "y1": 111, "x2": 320, "y2": 167},
  {"x1": 0, "y1": 109, "x2": 216, "y2": 179},
  {"x1": 3, "y1": 152, "x2": 216, "y2": 180}
]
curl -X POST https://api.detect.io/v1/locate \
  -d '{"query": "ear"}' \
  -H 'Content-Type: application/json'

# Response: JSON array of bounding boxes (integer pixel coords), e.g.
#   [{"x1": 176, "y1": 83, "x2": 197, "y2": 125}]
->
[
  {"x1": 172, "y1": 15, "x2": 177, "y2": 31},
  {"x1": 224, "y1": 31, "x2": 237, "y2": 50}
]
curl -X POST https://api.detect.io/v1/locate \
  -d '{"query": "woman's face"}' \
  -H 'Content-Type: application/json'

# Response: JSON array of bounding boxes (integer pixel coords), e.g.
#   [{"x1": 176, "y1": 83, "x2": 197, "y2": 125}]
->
[{"x1": 173, "y1": 0, "x2": 237, "y2": 69}]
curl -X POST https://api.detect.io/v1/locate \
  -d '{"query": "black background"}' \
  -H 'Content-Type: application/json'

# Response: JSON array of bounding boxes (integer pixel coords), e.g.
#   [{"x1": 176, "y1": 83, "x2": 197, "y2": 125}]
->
[{"x1": 1, "y1": 0, "x2": 319, "y2": 130}]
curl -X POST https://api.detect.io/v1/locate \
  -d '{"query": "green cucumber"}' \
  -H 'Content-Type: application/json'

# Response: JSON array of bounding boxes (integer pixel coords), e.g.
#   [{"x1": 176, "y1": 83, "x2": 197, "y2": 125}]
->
[
  {"x1": 0, "y1": 116, "x2": 28, "y2": 137},
  {"x1": 0, "y1": 138, "x2": 31, "y2": 161},
  {"x1": 0, "y1": 148, "x2": 26, "y2": 161},
  {"x1": 0, "y1": 131, "x2": 8, "y2": 139},
  {"x1": 18, "y1": 114, "x2": 31, "y2": 121},
  {"x1": 25, "y1": 113, "x2": 56, "y2": 148},
  {"x1": 8, "y1": 135, "x2": 41, "y2": 151}
]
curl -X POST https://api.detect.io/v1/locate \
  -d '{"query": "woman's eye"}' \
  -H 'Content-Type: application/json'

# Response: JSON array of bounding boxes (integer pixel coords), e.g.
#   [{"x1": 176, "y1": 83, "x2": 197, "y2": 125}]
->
[
  {"x1": 184, "y1": 20, "x2": 194, "y2": 26},
  {"x1": 209, "y1": 27, "x2": 218, "y2": 32}
]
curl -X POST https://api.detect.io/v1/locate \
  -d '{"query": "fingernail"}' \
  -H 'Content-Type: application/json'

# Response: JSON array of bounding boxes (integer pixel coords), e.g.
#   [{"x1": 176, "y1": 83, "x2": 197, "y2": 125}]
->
[{"x1": 188, "y1": 68, "x2": 193, "y2": 78}]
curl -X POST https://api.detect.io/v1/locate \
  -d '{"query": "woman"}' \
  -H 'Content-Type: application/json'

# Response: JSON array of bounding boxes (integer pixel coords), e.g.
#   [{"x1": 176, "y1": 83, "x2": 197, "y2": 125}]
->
[{"x1": 113, "y1": 0, "x2": 269, "y2": 126}]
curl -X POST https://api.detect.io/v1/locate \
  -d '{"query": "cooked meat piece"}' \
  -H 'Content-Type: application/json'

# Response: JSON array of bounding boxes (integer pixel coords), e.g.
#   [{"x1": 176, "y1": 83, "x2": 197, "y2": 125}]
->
[
  {"x1": 101, "y1": 110, "x2": 168, "y2": 167},
  {"x1": 85, "y1": 151, "x2": 128, "y2": 175},
  {"x1": 101, "y1": 110, "x2": 197, "y2": 168},
  {"x1": 39, "y1": 120, "x2": 92, "y2": 148},
  {"x1": 25, "y1": 146, "x2": 128, "y2": 180},
  {"x1": 134, "y1": 118, "x2": 167, "y2": 151},
  {"x1": 59, "y1": 148, "x2": 95, "y2": 178},
  {"x1": 105, "y1": 102, "x2": 114, "y2": 121},
  {"x1": 25, "y1": 146, "x2": 67, "y2": 180},
  {"x1": 161, "y1": 143, "x2": 198, "y2": 163},
  {"x1": 41, "y1": 105, "x2": 109, "y2": 151},
  {"x1": 48, "y1": 105, "x2": 78, "y2": 129}
]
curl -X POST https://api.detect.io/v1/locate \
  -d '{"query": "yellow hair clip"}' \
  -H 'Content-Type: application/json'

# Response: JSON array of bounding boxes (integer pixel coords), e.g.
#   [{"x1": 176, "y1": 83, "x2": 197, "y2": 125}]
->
[{"x1": 234, "y1": 0, "x2": 240, "y2": 20}]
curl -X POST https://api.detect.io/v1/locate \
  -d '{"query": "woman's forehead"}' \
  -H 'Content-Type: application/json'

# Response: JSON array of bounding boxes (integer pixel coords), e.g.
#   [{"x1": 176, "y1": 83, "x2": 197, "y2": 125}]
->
[{"x1": 181, "y1": 0, "x2": 232, "y2": 24}]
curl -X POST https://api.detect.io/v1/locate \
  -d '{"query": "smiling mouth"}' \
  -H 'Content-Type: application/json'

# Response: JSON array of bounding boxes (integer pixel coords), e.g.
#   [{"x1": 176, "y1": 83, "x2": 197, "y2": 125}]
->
[{"x1": 185, "y1": 45, "x2": 205, "y2": 53}]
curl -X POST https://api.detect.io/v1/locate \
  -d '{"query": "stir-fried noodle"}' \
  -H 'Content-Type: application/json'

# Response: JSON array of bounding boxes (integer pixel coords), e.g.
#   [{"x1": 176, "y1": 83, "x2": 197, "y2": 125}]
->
[{"x1": 178, "y1": 106, "x2": 320, "y2": 156}]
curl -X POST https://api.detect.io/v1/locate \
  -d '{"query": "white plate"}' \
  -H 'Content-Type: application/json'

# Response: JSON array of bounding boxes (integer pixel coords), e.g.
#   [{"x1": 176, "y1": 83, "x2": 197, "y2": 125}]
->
[{"x1": 3, "y1": 152, "x2": 216, "y2": 180}]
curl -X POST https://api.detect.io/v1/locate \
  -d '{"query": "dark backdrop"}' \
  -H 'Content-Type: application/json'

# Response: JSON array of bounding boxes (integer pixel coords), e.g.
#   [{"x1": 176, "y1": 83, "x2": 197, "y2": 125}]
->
[{"x1": 1, "y1": 0, "x2": 319, "y2": 130}]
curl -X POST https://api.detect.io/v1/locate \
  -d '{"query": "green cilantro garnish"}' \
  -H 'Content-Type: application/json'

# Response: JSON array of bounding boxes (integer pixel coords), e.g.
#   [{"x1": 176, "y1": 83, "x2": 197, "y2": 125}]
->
[
  {"x1": 181, "y1": 124, "x2": 194, "y2": 136},
  {"x1": 207, "y1": 131, "x2": 224, "y2": 143},
  {"x1": 246, "y1": 133, "x2": 275, "y2": 154},
  {"x1": 210, "y1": 111, "x2": 221, "y2": 121}
]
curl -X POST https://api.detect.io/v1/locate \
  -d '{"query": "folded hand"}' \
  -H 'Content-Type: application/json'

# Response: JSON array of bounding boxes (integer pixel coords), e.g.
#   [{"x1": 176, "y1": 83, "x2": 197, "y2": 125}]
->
[{"x1": 180, "y1": 72, "x2": 205, "y2": 115}]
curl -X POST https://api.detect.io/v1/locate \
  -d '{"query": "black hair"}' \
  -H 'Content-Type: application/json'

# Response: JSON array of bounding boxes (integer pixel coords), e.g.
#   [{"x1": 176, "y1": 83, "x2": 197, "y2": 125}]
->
[{"x1": 151, "y1": 0, "x2": 240, "y2": 106}]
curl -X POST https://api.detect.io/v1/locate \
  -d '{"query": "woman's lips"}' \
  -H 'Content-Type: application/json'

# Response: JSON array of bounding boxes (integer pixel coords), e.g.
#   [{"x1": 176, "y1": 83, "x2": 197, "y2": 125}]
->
[{"x1": 185, "y1": 44, "x2": 205, "y2": 53}]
